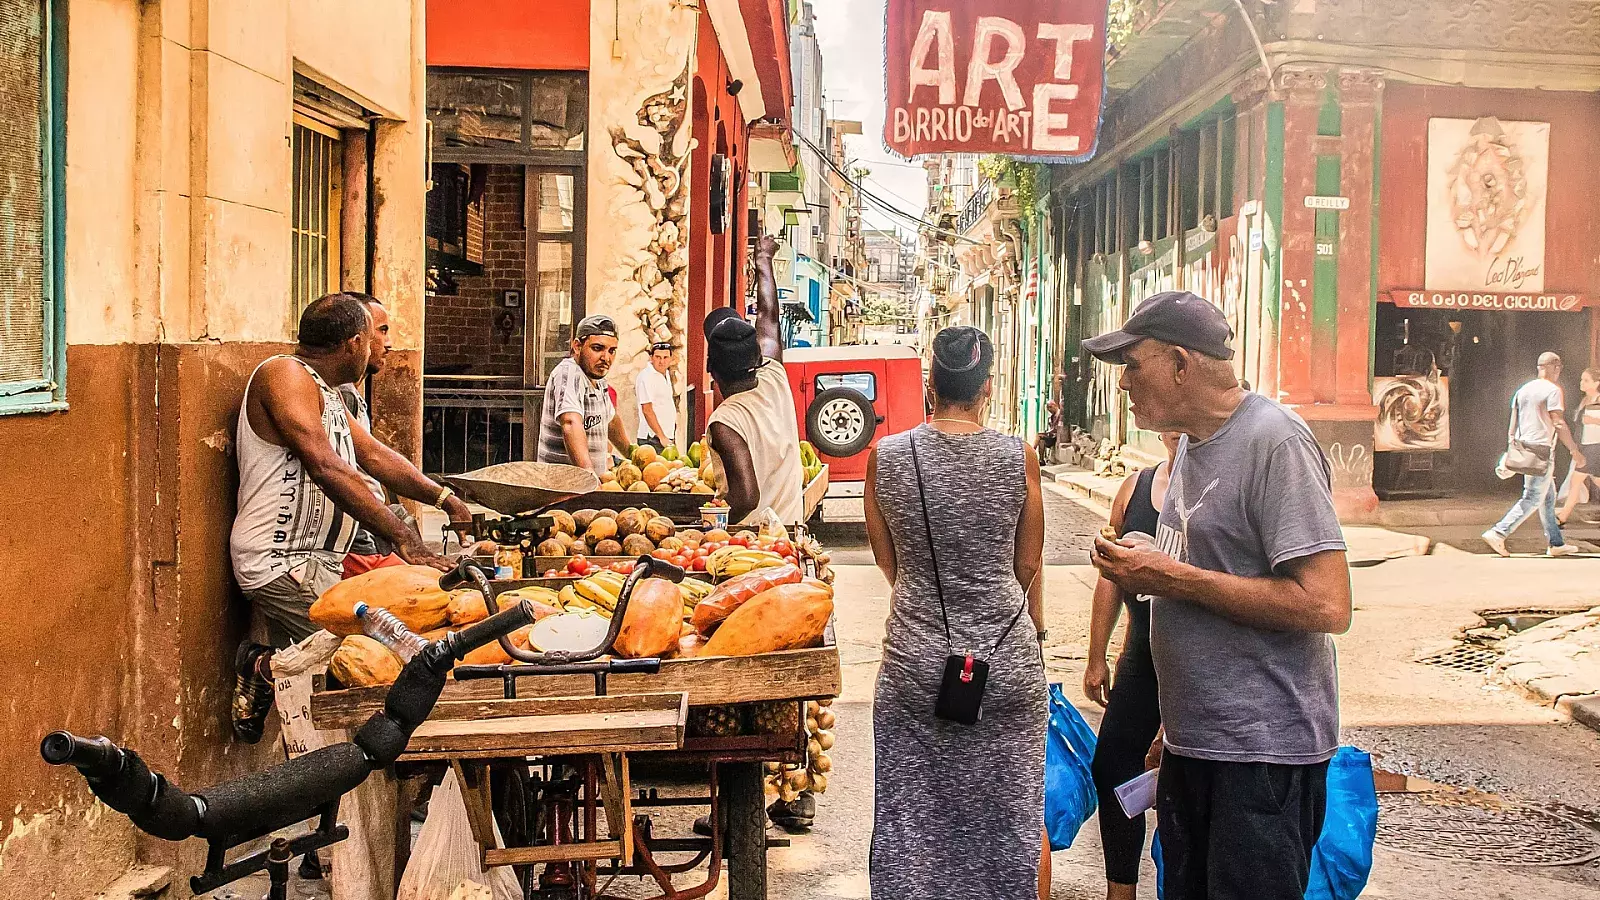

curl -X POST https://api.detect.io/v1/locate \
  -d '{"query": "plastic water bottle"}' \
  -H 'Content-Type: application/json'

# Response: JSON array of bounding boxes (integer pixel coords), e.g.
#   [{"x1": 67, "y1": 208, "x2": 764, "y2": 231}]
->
[{"x1": 354, "y1": 603, "x2": 430, "y2": 662}]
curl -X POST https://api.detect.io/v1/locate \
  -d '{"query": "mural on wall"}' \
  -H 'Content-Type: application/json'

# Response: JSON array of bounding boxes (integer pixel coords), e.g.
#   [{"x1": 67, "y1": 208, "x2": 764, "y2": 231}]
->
[
  {"x1": 587, "y1": 0, "x2": 699, "y2": 434},
  {"x1": 1424, "y1": 117, "x2": 1549, "y2": 294},
  {"x1": 1373, "y1": 375, "x2": 1451, "y2": 452},
  {"x1": 611, "y1": 62, "x2": 693, "y2": 350}
]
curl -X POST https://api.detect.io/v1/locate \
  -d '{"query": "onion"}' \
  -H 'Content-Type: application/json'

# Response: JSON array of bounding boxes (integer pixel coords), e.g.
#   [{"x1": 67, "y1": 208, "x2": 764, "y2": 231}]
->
[
  {"x1": 817, "y1": 731, "x2": 835, "y2": 751},
  {"x1": 812, "y1": 753, "x2": 832, "y2": 774},
  {"x1": 816, "y1": 709, "x2": 836, "y2": 730}
]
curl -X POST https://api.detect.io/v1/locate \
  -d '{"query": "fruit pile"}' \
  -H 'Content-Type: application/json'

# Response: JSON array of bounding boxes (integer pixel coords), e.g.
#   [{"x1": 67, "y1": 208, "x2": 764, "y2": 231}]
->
[
  {"x1": 599, "y1": 444, "x2": 717, "y2": 495},
  {"x1": 766, "y1": 699, "x2": 836, "y2": 799},
  {"x1": 537, "y1": 506, "x2": 800, "y2": 575},
  {"x1": 534, "y1": 506, "x2": 675, "y2": 560},
  {"x1": 799, "y1": 440, "x2": 825, "y2": 485}
]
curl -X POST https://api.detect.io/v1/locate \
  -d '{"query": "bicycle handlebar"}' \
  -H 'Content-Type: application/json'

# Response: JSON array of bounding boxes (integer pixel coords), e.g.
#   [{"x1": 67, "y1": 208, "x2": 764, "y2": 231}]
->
[
  {"x1": 41, "y1": 556, "x2": 685, "y2": 880},
  {"x1": 42, "y1": 589, "x2": 539, "y2": 848}
]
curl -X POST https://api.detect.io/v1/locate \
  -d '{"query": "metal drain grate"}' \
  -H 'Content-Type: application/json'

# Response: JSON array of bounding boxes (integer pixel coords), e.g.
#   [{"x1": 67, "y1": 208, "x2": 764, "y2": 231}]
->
[
  {"x1": 1376, "y1": 793, "x2": 1600, "y2": 867},
  {"x1": 1415, "y1": 644, "x2": 1502, "y2": 674}
]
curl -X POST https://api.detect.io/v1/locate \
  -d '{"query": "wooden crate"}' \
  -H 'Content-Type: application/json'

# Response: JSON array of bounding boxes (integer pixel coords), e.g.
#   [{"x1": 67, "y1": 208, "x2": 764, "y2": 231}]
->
[
  {"x1": 400, "y1": 692, "x2": 687, "y2": 761},
  {"x1": 311, "y1": 645, "x2": 841, "y2": 731}
]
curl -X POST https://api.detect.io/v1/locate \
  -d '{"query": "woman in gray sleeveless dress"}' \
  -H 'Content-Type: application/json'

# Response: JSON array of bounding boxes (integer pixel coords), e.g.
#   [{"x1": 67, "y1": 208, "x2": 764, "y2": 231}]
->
[{"x1": 865, "y1": 326, "x2": 1049, "y2": 900}]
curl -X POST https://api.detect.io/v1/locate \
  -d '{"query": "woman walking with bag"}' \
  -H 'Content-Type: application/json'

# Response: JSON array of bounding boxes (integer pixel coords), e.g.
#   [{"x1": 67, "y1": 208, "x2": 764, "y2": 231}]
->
[
  {"x1": 865, "y1": 326, "x2": 1048, "y2": 899},
  {"x1": 1084, "y1": 431, "x2": 1179, "y2": 899},
  {"x1": 1558, "y1": 367, "x2": 1600, "y2": 526}
]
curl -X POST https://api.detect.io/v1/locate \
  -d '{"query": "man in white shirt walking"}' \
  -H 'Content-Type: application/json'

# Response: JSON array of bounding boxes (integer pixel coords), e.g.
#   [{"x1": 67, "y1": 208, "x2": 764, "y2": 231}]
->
[
  {"x1": 636, "y1": 342, "x2": 679, "y2": 451},
  {"x1": 1484, "y1": 352, "x2": 1587, "y2": 557}
]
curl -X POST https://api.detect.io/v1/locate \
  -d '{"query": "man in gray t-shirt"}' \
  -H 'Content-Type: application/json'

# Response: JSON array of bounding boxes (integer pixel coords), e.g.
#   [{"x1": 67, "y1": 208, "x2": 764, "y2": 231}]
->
[
  {"x1": 1085, "y1": 291, "x2": 1352, "y2": 900},
  {"x1": 537, "y1": 314, "x2": 634, "y2": 476}
]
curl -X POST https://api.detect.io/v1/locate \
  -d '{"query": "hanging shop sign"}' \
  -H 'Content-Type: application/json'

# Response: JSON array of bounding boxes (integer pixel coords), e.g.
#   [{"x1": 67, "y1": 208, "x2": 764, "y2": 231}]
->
[
  {"x1": 1424, "y1": 117, "x2": 1550, "y2": 294},
  {"x1": 883, "y1": 0, "x2": 1109, "y2": 160},
  {"x1": 1387, "y1": 290, "x2": 1587, "y2": 312}
]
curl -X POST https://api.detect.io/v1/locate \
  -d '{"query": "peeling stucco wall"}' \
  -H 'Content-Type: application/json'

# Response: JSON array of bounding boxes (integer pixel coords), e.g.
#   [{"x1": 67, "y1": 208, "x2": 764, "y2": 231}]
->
[{"x1": 588, "y1": 0, "x2": 701, "y2": 438}]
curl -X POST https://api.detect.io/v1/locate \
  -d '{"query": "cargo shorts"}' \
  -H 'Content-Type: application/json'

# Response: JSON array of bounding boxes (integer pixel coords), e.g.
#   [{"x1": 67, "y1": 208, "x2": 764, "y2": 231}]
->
[{"x1": 245, "y1": 557, "x2": 343, "y2": 648}]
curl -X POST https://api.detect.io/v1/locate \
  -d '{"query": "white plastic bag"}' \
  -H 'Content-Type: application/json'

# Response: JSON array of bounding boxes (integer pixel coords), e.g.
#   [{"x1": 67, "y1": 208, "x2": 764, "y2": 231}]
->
[{"x1": 397, "y1": 770, "x2": 521, "y2": 900}]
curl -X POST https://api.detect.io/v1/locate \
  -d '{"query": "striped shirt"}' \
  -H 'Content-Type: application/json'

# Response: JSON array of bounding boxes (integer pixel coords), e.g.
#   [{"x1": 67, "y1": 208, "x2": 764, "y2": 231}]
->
[
  {"x1": 537, "y1": 356, "x2": 614, "y2": 475},
  {"x1": 230, "y1": 356, "x2": 360, "y2": 590}
]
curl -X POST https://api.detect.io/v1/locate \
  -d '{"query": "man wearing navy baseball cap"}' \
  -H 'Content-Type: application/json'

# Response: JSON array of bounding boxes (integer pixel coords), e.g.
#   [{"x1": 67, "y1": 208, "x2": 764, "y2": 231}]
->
[{"x1": 1086, "y1": 291, "x2": 1353, "y2": 900}]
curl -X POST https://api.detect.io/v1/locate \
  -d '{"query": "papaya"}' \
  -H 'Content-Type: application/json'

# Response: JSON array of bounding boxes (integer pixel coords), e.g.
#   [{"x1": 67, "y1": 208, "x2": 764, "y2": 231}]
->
[
  {"x1": 612, "y1": 578, "x2": 684, "y2": 659},
  {"x1": 330, "y1": 635, "x2": 404, "y2": 687},
  {"x1": 310, "y1": 565, "x2": 452, "y2": 636},
  {"x1": 446, "y1": 591, "x2": 492, "y2": 626},
  {"x1": 692, "y1": 565, "x2": 804, "y2": 635},
  {"x1": 460, "y1": 625, "x2": 536, "y2": 666},
  {"x1": 700, "y1": 583, "x2": 833, "y2": 657}
]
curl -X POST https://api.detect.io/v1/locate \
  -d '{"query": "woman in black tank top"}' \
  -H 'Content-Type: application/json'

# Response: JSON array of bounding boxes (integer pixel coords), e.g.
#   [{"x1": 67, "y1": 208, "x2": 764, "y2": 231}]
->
[{"x1": 1084, "y1": 432, "x2": 1179, "y2": 897}]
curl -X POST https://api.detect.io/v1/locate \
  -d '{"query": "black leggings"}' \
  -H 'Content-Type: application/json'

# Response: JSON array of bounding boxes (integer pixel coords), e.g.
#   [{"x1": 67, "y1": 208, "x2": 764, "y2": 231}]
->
[{"x1": 1091, "y1": 640, "x2": 1162, "y2": 885}]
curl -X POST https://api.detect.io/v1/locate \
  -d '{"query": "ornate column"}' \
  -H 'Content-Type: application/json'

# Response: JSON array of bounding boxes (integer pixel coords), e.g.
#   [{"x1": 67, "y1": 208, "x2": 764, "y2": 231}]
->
[
  {"x1": 1336, "y1": 70, "x2": 1384, "y2": 407},
  {"x1": 1230, "y1": 68, "x2": 1274, "y2": 397},
  {"x1": 1275, "y1": 65, "x2": 1329, "y2": 406}
]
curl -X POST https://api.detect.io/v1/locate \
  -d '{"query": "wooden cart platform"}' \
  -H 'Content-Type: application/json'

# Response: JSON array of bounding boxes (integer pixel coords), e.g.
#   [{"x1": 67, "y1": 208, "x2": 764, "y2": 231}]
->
[{"x1": 310, "y1": 646, "x2": 840, "y2": 730}]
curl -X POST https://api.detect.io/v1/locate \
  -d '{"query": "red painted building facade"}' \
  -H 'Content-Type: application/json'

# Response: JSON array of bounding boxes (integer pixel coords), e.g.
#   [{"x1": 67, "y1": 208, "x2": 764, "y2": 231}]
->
[
  {"x1": 1046, "y1": 1, "x2": 1600, "y2": 518},
  {"x1": 422, "y1": 0, "x2": 793, "y2": 468}
]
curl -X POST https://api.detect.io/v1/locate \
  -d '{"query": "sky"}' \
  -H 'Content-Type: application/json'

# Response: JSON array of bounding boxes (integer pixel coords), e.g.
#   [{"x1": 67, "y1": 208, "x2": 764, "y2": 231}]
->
[{"x1": 808, "y1": 0, "x2": 929, "y2": 237}]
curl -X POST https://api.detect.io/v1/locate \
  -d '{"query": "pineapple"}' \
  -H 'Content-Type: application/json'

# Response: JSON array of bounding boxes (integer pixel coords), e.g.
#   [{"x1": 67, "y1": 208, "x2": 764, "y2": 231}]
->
[
  {"x1": 749, "y1": 701, "x2": 802, "y2": 735},
  {"x1": 689, "y1": 705, "x2": 742, "y2": 738}
]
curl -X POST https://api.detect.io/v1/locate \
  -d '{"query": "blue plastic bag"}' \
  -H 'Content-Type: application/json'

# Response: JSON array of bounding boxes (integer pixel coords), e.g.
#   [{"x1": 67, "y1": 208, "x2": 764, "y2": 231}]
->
[
  {"x1": 1044, "y1": 682, "x2": 1098, "y2": 850},
  {"x1": 1306, "y1": 747, "x2": 1378, "y2": 900},
  {"x1": 1151, "y1": 747, "x2": 1377, "y2": 900}
]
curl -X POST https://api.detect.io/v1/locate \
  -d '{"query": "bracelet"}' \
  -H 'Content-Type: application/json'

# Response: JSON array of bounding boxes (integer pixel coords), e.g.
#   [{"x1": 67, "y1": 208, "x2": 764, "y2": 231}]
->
[
  {"x1": 1036, "y1": 629, "x2": 1050, "y2": 644},
  {"x1": 434, "y1": 486, "x2": 455, "y2": 509}
]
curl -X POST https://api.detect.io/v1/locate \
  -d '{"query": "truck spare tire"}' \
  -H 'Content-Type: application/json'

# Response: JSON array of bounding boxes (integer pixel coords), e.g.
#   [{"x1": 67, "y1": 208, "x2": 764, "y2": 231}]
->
[{"x1": 805, "y1": 387, "x2": 875, "y2": 458}]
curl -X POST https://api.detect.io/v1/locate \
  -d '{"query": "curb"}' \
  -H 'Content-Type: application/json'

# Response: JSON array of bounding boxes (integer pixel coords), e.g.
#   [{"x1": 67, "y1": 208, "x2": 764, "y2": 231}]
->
[
  {"x1": 1559, "y1": 694, "x2": 1600, "y2": 733},
  {"x1": 1497, "y1": 664, "x2": 1600, "y2": 736}
]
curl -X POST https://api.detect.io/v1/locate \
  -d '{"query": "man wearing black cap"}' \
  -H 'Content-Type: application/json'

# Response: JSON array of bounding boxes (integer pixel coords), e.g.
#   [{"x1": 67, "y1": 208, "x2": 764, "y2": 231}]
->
[
  {"x1": 1084, "y1": 291, "x2": 1352, "y2": 900},
  {"x1": 703, "y1": 234, "x2": 805, "y2": 526},
  {"x1": 537, "y1": 314, "x2": 634, "y2": 475}
]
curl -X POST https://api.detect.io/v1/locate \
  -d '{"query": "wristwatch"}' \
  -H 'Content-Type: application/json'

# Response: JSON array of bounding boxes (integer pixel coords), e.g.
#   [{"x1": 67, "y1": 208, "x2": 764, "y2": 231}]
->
[
  {"x1": 433, "y1": 486, "x2": 455, "y2": 509},
  {"x1": 1036, "y1": 629, "x2": 1050, "y2": 644}
]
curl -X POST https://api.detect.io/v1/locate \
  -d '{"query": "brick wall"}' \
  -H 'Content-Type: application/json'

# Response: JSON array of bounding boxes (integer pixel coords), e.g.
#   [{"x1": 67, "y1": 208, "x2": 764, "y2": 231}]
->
[{"x1": 426, "y1": 165, "x2": 526, "y2": 376}]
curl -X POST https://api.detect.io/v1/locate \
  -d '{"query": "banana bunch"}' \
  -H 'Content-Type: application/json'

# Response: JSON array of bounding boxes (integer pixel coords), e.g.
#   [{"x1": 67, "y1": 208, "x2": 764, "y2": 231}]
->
[
  {"x1": 799, "y1": 441, "x2": 824, "y2": 484},
  {"x1": 707, "y1": 546, "x2": 788, "y2": 580},
  {"x1": 678, "y1": 576, "x2": 713, "y2": 618},
  {"x1": 559, "y1": 570, "x2": 627, "y2": 618}
]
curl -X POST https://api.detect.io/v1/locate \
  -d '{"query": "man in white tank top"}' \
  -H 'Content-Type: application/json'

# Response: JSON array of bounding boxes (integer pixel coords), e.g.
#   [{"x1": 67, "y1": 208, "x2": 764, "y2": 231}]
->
[
  {"x1": 704, "y1": 234, "x2": 805, "y2": 527},
  {"x1": 228, "y1": 293, "x2": 468, "y2": 743}
]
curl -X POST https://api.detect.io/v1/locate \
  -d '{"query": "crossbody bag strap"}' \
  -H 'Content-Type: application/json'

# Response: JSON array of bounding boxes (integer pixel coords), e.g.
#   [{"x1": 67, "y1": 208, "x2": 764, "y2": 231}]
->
[
  {"x1": 909, "y1": 432, "x2": 1031, "y2": 656},
  {"x1": 908, "y1": 434, "x2": 954, "y2": 650}
]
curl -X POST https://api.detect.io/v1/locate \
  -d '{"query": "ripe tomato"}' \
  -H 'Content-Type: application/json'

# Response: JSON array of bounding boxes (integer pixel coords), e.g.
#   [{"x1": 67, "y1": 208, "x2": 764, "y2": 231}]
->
[
  {"x1": 672, "y1": 554, "x2": 690, "y2": 568},
  {"x1": 683, "y1": 540, "x2": 700, "y2": 552},
  {"x1": 729, "y1": 536, "x2": 749, "y2": 548},
  {"x1": 652, "y1": 548, "x2": 673, "y2": 560},
  {"x1": 695, "y1": 546, "x2": 711, "y2": 559},
  {"x1": 567, "y1": 557, "x2": 590, "y2": 576},
  {"x1": 544, "y1": 569, "x2": 560, "y2": 578},
  {"x1": 690, "y1": 556, "x2": 708, "y2": 572},
  {"x1": 772, "y1": 540, "x2": 793, "y2": 557}
]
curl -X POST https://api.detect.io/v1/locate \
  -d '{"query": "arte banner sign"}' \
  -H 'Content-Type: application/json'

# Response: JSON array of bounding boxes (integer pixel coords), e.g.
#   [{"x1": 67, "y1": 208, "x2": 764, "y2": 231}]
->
[
  {"x1": 1389, "y1": 290, "x2": 1587, "y2": 313},
  {"x1": 884, "y1": 0, "x2": 1108, "y2": 160}
]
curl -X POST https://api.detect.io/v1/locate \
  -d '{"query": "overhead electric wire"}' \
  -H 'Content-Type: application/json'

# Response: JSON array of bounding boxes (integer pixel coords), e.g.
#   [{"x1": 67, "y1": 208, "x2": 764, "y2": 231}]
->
[{"x1": 792, "y1": 131, "x2": 988, "y2": 246}]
